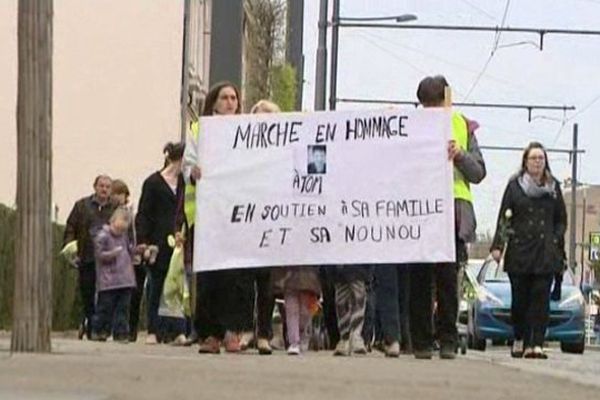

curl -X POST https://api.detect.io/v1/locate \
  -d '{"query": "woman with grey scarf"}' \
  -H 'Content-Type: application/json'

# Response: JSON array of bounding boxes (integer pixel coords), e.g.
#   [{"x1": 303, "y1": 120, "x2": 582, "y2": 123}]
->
[{"x1": 490, "y1": 142, "x2": 567, "y2": 359}]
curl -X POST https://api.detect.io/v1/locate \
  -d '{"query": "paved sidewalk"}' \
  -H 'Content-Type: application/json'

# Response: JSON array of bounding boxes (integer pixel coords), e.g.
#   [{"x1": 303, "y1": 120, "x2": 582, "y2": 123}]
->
[{"x1": 1, "y1": 337, "x2": 599, "y2": 400}]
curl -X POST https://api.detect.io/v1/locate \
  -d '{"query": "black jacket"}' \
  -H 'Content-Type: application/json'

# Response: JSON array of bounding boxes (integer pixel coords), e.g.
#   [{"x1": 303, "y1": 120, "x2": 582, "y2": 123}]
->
[
  {"x1": 136, "y1": 172, "x2": 178, "y2": 270},
  {"x1": 491, "y1": 176, "x2": 567, "y2": 275},
  {"x1": 63, "y1": 195, "x2": 116, "y2": 264}
]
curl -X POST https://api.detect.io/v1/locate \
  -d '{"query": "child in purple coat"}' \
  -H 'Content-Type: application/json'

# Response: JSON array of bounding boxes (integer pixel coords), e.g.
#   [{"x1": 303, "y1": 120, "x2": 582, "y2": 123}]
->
[{"x1": 92, "y1": 208, "x2": 137, "y2": 342}]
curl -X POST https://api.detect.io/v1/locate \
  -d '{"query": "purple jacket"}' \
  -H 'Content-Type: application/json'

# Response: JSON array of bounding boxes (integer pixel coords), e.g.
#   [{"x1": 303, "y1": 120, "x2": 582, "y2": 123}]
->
[{"x1": 94, "y1": 225, "x2": 136, "y2": 292}]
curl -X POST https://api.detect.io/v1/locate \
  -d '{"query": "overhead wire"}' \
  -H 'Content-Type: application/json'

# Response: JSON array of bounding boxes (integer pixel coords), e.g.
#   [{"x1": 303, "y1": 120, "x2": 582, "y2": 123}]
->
[{"x1": 463, "y1": 0, "x2": 511, "y2": 101}]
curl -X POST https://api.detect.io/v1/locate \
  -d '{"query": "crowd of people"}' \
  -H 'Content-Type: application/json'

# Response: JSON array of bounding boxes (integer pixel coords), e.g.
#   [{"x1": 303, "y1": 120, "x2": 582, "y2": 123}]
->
[{"x1": 62, "y1": 75, "x2": 567, "y2": 360}]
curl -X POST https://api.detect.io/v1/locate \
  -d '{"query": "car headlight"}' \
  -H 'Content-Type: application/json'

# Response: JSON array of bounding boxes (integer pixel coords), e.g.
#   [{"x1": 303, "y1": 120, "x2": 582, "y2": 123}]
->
[
  {"x1": 559, "y1": 292, "x2": 584, "y2": 309},
  {"x1": 477, "y1": 287, "x2": 504, "y2": 307}
]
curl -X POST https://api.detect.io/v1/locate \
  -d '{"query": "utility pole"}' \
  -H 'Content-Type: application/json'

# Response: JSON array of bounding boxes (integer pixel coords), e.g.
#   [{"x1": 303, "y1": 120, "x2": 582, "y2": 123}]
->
[
  {"x1": 328, "y1": 0, "x2": 340, "y2": 110},
  {"x1": 12, "y1": 0, "x2": 53, "y2": 353},
  {"x1": 314, "y1": 0, "x2": 328, "y2": 111},
  {"x1": 180, "y1": 0, "x2": 191, "y2": 141},
  {"x1": 569, "y1": 123, "x2": 579, "y2": 273},
  {"x1": 287, "y1": 0, "x2": 304, "y2": 110}
]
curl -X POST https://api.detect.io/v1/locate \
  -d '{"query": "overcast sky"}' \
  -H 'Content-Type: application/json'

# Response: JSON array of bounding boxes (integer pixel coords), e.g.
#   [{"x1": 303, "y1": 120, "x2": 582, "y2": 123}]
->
[{"x1": 302, "y1": 0, "x2": 600, "y2": 235}]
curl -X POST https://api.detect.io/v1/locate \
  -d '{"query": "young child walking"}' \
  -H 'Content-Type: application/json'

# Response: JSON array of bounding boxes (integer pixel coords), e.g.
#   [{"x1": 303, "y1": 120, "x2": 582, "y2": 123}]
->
[
  {"x1": 273, "y1": 267, "x2": 321, "y2": 355},
  {"x1": 92, "y1": 208, "x2": 137, "y2": 342}
]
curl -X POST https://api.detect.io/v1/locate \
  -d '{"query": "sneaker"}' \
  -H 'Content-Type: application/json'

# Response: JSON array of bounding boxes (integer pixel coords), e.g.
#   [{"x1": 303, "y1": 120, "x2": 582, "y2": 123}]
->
[
  {"x1": 351, "y1": 331, "x2": 367, "y2": 355},
  {"x1": 533, "y1": 346, "x2": 548, "y2": 359},
  {"x1": 91, "y1": 332, "x2": 108, "y2": 342},
  {"x1": 511, "y1": 340, "x2": 524, "y2": 358},
  {"x1": 171, "y1": 334, "x2": 187, "y2": 346},
  {"x1": 182, "y1": 332, "x2": 199, "y2": 347},
  {"x1": 257, "y1": 338, "x2": 273, "y2": 355},
  {"x1": 239, "y1": 331, "x2": 254, "y2": 351},
  {"x1": 384, "y1": 341, "x2": 400, "y2": 358},
  {"x1": 198, "y1": 336, "x2": 221, "y2": 354},
  {"x1": 287, "y1": 344, "x2": 301, "y2": 355},
  {"x1": 224, "y1": 331, "x2": 241, "y2": 353},
  {"x1": 440, "y1": 343, "x2": 457, "y2": 360},
  {"x1": 334, "y1": 340, "x2": 350, "y2": 356},
  {"x1": 523, "y1": 347, "x2": 536, "y2": 359},
  {"x1": 145, "y1": 334, "x2": 158, "y2": 345},
  {"x1": 414, "y1": 349, "x2": 433, "y2": 360}
]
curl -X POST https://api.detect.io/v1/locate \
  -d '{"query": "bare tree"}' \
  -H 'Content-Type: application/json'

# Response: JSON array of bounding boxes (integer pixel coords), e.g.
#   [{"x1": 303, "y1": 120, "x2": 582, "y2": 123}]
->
[
  {"x1": 11, "y1": 0, "x2": 53, "y2": 353},
  {"x1": 243, "y1": 0, "x2": 286, "y2": 109}
]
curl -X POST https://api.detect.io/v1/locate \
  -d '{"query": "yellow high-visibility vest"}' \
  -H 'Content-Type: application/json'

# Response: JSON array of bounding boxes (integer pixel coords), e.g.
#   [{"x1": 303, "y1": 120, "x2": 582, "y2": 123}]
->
[
  {"x1": 184, "y1": 121, "x2": 199, "y2": 227},
  {"x1": 452, "y1": 112, "x2": 473, "y2": 203}
]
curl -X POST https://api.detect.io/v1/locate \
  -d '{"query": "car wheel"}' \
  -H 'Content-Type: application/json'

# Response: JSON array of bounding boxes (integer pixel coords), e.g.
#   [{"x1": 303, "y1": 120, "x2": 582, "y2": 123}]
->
[{"x1": 560, "y1": 339, "x2": 585, "y2": 354}]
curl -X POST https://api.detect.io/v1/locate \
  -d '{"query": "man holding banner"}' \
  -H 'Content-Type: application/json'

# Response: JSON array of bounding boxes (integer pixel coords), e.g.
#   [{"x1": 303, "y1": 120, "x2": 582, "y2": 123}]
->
[{"x1": 407, "y1": 75, "x2": 486, "y2": 360}]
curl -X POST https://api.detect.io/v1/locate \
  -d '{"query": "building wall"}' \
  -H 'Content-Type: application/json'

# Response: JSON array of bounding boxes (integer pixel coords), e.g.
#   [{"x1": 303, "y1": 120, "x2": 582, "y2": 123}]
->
[
  {"x1": 0, "y1": 0, "x2": 183, "y2": 221},
  {"x1": 564, "y1": 185, "x2": 600, "y2": 281}
]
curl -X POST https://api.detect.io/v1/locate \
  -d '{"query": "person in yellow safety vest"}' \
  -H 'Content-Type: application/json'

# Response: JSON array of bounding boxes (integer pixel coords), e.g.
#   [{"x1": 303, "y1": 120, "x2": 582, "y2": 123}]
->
[
  {"x1": 379, "y1": 75, "x2": 486, "y2": 360},
  {"x1": 180, "y1": 81, "x2": 250, "y2": 354}
]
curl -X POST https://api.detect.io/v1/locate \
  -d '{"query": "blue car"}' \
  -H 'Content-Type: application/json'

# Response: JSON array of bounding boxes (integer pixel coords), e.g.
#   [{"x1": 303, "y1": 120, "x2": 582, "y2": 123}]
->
[{"x1": 467, "y1": 257, "x2": 586, "y2": 354}]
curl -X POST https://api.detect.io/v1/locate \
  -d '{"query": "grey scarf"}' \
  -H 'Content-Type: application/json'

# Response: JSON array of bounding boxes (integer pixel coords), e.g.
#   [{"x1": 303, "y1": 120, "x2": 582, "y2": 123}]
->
[{"x1": 518, "y1": 172, "x2": 556, "y2": 198}]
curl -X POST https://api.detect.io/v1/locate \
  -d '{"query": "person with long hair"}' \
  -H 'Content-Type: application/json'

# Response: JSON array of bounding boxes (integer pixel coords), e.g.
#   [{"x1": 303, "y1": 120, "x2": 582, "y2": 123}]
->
[
  {"x1": 136, "y1": 141, "x2": 186, "y2": 344},
  {"x1": 180, "y1": 82, "x2": 249, "y2": 354},
  {"x1": 490, "y1": 142, "x2": 567, "y2": 359},
  {"x1": 233, "y1": 100, "x2": 281, "y2": 355}
]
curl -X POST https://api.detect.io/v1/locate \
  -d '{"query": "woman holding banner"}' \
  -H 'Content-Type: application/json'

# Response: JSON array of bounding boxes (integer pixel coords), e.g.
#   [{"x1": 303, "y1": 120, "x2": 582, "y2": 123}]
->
[
  {"x1": 180, "y1": 82, "x2": 252, "y2": 354},
  {"x1": 490, "y1": 142, "x2": 567, "y2": 359},
  {"x1": 235, "y1": 100, "x2": 282, "y2": 355}
]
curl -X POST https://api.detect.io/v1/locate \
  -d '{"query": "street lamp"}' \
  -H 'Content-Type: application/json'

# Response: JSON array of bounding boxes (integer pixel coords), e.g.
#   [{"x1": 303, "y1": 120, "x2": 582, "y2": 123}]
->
[{"x1": 327, "y1": 1, "x2": 418, "y2": 110}]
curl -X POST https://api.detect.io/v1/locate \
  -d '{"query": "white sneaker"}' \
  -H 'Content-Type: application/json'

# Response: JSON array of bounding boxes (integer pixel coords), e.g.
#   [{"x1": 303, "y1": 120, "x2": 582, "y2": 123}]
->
[
  {"x1": 334, "y1": 340, "x2": 350, "y2": 356},
  {"x1": 287, "y1": 344, "x2": 301, "y2": 355},
  {"x1": 533, "y1": 346, "x2": 548, "y2": 359},
  {"x1": 352, "y1": 339, "x2": 367, "y2": 355},
  {"x1": 239, "y1": 331, "x2": 254, "y2": 351},
  {"x1": 145, "y1": 334, "x2": 158, "y2": 345},
  {"x1": 351, "y1": 330, "x2": 367, "y2": 355},
  {"x1": 171, "y1": 334, "x2": 187, "y2": 346},
  {"x1": 511, "y1": 340, "x2": 524, "y2": 358}
]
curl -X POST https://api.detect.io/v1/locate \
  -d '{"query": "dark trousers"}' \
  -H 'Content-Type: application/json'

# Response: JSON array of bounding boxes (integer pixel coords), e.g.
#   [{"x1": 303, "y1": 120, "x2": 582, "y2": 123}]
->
[
  {"x1": 409, "y1": 262, "x2": 459, "y2": 350},
  {"x1": 78, "y1": 262, "x2": 96, "y2": 338},
  {"x1": 244, "y1": 268, "x2": 275, "y2": 339},
  {"x1": 147, "y1": 267, "x2": 167, "y2": 336},
  {"x1": 195, "y1": 269, "x2": 254, "y2": 340},
  {"x1": 93, "y1": 288, "x2": 132, "y2": 339},
  {"x1": 509, "y1": 273, "x2": 553, "y2": 347},
  {"x1": 320, "y1": 268, "x2": 340, "y2": 349},
  {"x1": 374, "y1": 264, "x2": 410, "y2": 345},
  {"x1": 128, "y1": 264, "x2": 147, "y2": 341}
]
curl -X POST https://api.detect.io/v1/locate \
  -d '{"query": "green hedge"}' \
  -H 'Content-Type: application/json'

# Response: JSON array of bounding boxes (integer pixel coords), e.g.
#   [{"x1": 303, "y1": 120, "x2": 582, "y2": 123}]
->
[{"x1": 0, "y1": 204, "x2": 81, "y2": 330}]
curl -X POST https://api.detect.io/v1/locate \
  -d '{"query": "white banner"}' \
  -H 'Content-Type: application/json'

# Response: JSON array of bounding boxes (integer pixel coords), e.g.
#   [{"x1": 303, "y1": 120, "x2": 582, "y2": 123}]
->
[{"x1": 193, "y1": 108, "x2": 456, "y2": 271}]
